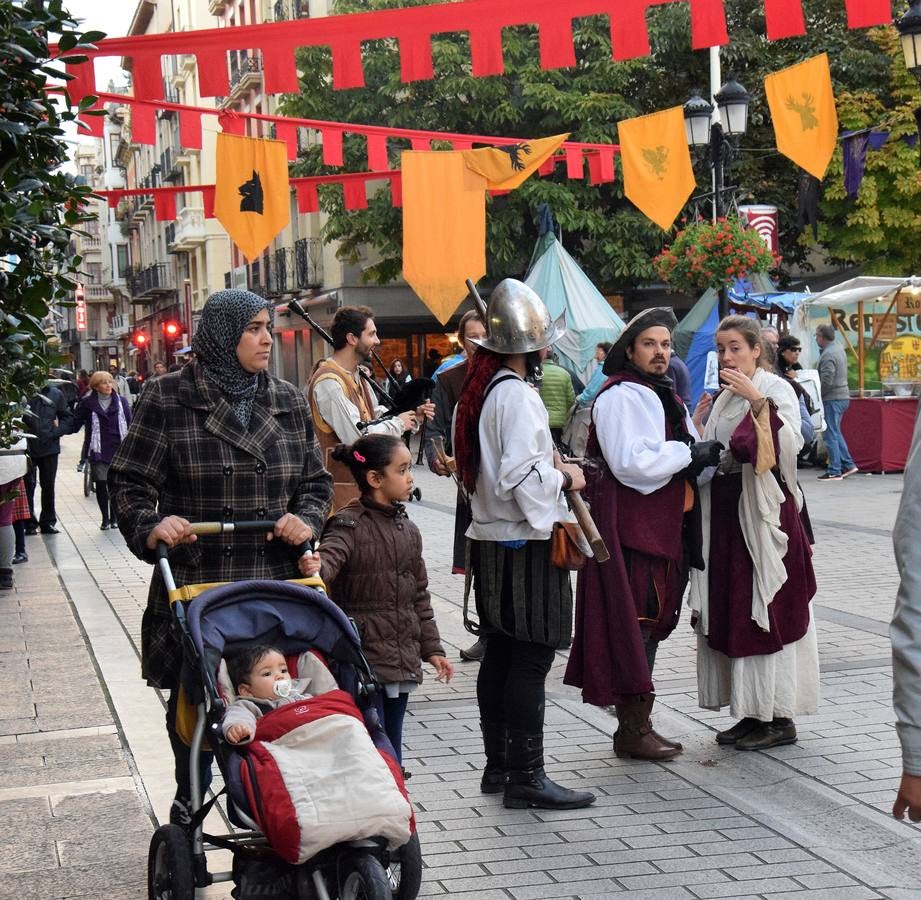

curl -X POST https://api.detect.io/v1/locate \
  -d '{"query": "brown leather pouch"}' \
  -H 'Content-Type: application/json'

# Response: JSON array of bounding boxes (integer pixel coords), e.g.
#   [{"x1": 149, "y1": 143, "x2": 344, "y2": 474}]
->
[{"x1": 551, "y1": 521, "x2": 587, "y2": 571}]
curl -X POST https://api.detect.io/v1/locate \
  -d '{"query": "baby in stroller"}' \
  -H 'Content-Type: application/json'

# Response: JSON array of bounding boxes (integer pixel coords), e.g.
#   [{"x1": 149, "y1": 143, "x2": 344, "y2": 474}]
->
[{"x1": 222, "y1": 644, "x2": 319, "y2": 744}]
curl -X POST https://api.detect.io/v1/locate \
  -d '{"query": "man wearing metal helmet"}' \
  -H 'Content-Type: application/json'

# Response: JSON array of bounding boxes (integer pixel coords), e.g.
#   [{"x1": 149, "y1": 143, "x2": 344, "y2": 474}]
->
[
  {"x1": 454, "y1": 279, "x2": 596, "y2": 811},
  {"x1": 564, "y1": 308, "x2": 722, "y2": 760}
]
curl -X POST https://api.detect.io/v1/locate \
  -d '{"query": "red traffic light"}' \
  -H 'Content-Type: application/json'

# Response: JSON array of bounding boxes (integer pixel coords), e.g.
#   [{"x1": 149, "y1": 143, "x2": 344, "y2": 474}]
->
[
  {"x1": 163, "y1": 320, "x2": 181, "y2": 340},
  {"x1": 132, "y1": 332, "x2": 148, "y2": 347}
]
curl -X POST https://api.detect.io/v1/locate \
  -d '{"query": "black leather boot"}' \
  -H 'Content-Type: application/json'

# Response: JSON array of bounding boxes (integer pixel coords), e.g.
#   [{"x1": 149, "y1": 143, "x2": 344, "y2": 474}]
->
[
  {"x1": 503, "y1": 730, "x2": 595, "y2": 810},
  {"x1": 480, "y1": 720, "x2": 507, "y2": 794}
]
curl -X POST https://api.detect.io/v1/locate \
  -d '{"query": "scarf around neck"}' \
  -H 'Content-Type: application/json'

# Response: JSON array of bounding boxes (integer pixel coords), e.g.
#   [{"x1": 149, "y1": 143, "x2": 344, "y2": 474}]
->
[{"x1": 191, "y1": 289, "x2": 273, "y2": 428}]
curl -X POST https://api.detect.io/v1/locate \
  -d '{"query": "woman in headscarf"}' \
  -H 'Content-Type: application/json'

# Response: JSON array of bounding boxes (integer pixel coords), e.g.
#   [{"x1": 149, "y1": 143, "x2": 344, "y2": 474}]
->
[
  {"x1": 109, "y1": 289, "x2": 333, "y2": 826},
  {"x1": 72, "y1": 370, "x2": 132, "y2": 529},
  {"x1": 690, "y1": 316, "x2": 819, "y2": 751}
]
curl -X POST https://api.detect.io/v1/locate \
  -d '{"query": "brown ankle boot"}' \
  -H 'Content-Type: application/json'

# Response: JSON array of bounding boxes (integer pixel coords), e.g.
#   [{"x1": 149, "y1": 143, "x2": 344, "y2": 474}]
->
[{"x1": 613, "y1": 694, "x2": 682, "y2": 761}]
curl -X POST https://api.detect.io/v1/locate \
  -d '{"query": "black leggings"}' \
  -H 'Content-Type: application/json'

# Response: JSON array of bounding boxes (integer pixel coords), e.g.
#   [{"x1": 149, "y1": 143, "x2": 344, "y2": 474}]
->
[
  {"x1": 94, "y1": 479, "x2": 116, "y2": 523},
  {"x1": 476, "y1": 632, "x2": 555, "y2": 734}
]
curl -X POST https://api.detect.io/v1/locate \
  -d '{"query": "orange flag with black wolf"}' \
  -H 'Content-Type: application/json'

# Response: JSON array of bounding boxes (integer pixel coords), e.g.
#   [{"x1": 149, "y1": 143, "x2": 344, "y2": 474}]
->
[
  {"x1": 215, "y1": 133, "x2": 290, "y2": 261},
  {"x1": 765, "y1": 54, "x2": 838, "y2": 180},
  {"x1": 619, "y1": 107, "x2": 695, "y2": 231}
]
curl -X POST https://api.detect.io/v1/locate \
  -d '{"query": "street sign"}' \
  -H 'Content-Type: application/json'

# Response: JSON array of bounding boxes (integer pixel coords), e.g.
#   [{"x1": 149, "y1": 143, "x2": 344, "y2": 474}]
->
[{"x1": 75, "y1": 283, "x2": 87, "y2": 331}]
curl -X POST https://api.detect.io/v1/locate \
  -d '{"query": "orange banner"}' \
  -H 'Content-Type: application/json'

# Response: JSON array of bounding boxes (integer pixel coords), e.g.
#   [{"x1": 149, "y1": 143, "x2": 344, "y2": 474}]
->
[
  {"x1": 401, "y1": 151, "x2": 486, "y2": 324},
  {"x1": 214, "y1": 133, "x2": 290, "y2": 261},
  {"x1": 462, "y1": 134, "x2": 569, "y2": 190},
  {"x1": 618, "y1": 107, "x2": 695, "y2": 231},
  {"x1": 765, "y1": 54, "x2": 838, "y2": 180}
]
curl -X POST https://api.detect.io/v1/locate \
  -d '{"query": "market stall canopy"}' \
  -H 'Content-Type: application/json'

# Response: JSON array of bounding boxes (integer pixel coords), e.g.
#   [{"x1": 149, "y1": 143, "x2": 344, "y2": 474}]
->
[{"x1": 524, "y1": 231, "x2": 624, "y2": 383}]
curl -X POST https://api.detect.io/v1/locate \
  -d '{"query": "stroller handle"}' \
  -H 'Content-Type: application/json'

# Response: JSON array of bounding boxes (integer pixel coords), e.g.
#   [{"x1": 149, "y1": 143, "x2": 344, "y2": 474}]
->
[{"x1": 156, "y1": 520, "x2": 314, "y2": 592}]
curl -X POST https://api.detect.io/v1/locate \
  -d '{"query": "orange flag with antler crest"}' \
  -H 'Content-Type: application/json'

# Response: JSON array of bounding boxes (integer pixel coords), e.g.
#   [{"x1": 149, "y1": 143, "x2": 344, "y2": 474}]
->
[{"x1": 765, "y1": 54, "x2": 838, "y2": 180}]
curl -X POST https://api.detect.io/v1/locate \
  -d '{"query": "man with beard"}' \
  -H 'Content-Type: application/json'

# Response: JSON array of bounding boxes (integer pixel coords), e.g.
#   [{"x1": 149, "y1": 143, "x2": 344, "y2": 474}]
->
[
  {"x1": 308, "y1": 306, "x2": 433, "y2": 512},
  {"x1": 564, "y1": 308, "x2": 722, "y2": 759}
]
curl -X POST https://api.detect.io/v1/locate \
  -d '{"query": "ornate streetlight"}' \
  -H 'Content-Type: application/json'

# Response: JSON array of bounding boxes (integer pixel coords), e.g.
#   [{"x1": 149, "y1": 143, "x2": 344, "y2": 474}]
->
[{"x1": 683, "y1": 77, "x2": 750, "y2": 315}]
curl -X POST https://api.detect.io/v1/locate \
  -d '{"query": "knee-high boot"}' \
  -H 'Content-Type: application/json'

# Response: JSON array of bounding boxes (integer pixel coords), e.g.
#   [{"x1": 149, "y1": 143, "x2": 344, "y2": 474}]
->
[
  {"x1": 613, "y1": 694, "x2": 682, "y2": 760},
  {"x1": 503, "y1": 730, "x2": 595, "y2": 810},
  {"x1": 480, "y1": 720, "x2": 507, "y2": 794}
]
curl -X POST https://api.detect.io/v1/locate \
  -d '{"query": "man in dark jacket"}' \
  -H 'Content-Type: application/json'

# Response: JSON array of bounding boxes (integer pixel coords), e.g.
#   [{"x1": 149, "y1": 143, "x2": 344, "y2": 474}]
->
[
  {"x1": 24, "y1": 382, "x2": 73, "y2": 534},
  {"x1": 815, "y1": 323, "x2": 857, "y2": 481}
]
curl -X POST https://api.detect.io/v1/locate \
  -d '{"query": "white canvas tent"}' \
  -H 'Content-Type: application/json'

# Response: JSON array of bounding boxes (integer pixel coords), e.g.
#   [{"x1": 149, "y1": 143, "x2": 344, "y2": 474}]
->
[{"x1": 525, "y1": 232, "x2": 624, "y2": 384}]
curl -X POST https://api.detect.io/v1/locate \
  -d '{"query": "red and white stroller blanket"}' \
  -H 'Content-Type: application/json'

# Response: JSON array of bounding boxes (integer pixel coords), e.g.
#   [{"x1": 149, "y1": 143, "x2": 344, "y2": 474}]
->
[{"x1": 227, "y1": 655, "x2": 413, "y2": 865}]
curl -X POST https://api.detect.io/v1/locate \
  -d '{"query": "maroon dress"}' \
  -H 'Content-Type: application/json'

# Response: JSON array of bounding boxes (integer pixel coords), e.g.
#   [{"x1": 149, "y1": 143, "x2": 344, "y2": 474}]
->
[{"x1": 704, "y1": 408, "x2": 816, "y2": 659}]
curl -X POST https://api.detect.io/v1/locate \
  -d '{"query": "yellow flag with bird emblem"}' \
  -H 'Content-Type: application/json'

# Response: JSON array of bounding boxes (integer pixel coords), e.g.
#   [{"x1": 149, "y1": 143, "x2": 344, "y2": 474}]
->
[
  {"x1": 765, "y1": 54, "x2": 838, "y2": 180},
  {"x1": 461, "y1": 134, "x2": 569, "y2": 190},
  {"x1": 619, "y1": 107, "x2": 695, "y2": 231},
  {"x1": 214, "y1": 133, "x2": 290, "y2": 261}
]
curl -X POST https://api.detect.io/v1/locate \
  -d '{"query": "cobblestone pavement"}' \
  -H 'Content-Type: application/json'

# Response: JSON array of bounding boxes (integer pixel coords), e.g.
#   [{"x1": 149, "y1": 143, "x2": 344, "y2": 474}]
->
[{"x1": 2, "y1": 432, "x2": 920, "y2": 899}]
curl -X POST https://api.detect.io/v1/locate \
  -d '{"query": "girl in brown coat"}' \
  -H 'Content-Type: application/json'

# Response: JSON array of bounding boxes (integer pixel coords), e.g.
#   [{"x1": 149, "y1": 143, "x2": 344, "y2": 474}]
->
[{"x1": 309, "y1": 434, "x2": 453, "y2": 764}]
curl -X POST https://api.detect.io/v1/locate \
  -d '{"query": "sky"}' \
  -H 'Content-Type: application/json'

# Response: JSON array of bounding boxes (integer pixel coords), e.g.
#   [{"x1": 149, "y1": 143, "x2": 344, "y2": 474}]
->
[{"x1": 60, "y1": 0, "x2": 134, "y2": 159}]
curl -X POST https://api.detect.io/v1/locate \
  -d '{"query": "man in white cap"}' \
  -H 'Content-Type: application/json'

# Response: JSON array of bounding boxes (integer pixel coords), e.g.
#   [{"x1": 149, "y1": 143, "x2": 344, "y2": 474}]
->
[{"x1": 565, "y1": 308, "x2": 722, "y2": 759}]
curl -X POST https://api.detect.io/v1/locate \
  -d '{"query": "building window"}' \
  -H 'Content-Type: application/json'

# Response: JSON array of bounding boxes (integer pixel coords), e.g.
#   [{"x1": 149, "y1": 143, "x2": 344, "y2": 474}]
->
[{"x1": 116, "y1": 245, "x2": 129, "y2": 278}]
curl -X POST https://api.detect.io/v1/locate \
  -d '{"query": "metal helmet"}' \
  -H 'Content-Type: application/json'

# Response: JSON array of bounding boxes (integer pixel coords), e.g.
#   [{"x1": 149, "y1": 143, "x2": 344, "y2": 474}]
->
[{"x1": 469, "y1": 279, "x2": 566, "y2": 355}]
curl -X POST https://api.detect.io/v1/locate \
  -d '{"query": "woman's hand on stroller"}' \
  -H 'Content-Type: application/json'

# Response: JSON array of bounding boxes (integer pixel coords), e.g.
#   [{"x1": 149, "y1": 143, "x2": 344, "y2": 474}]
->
[
  {"x1": 266, "y1": 513, "x2": 313, "y2": 547},
  {"x1": 298, "y1": 549, "x2": 321, "y2": 578},
  {"x1": 146, "y1": 515, "x2": 198, "y2": 550},
  {"x1": 428, "y1": 655, "x2": 454, "y2": 684},
  {"x1": 225, "y1": 723, "x2": 254, "y2": 745}
]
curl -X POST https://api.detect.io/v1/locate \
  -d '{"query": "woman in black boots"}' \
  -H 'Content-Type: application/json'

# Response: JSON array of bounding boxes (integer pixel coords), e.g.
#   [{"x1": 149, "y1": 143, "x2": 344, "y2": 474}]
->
[
  {"x1": 454, "y1": 279, "x2": 595, "y2": 812},
  {"x1": 72, "y1": 370, "x2": 132, "y2": 529}
]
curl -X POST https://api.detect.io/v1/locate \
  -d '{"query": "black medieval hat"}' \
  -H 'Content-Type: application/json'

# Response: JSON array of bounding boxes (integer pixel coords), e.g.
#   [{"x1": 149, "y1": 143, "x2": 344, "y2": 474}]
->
[{"x1": 602, "y1": 307, "x2": 679, "y2": 375}]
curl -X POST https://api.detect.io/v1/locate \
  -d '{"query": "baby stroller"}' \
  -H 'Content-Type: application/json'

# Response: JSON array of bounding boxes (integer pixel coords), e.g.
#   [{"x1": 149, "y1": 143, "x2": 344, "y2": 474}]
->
[{"x1": 148, "y1": 521, "x2": 423, "y2": 900}]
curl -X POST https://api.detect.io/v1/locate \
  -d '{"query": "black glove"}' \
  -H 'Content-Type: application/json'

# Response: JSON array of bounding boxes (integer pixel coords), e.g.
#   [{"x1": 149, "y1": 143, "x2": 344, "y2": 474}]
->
[{"x1": 683, "y1": 440, "x2": 724, "y2": 478}]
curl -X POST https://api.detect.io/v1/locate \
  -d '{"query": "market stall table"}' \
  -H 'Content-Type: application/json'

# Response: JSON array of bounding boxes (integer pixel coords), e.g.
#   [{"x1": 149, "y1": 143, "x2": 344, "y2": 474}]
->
[{"x1": 841, "y1": 396, "x2": 919, "y2": 473}]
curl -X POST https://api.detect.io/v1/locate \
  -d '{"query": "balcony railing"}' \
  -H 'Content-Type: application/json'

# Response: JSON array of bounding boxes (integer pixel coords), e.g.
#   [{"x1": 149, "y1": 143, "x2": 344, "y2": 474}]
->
[
  {"x1": 128, "y1": 263, "x2": 175, "y2": 300},
  {"x1": 295, "y1": 237, "x2": 323, "y2": 290},
  {"x1": 273, "y1": 0, "x2": 308, "y2": 20},
  {"x1": 168, "y1": 206, "x2": 207, "y2": 252},
  {"x1": 229, "y1": 51, "x2": 263, "y2": 94},
  {"x1": 109, "y1": 313, "x2": 131, "y2": 338},
  {"x1": 84, "y1": 284, "x2": 111, "y2": 304}
]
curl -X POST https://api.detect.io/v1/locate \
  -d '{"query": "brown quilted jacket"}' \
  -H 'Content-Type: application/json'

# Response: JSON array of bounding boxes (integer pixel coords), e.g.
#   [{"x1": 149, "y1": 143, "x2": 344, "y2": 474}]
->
[{"x1": 318, "y1": 496, "x2": 445, "y2": 686}]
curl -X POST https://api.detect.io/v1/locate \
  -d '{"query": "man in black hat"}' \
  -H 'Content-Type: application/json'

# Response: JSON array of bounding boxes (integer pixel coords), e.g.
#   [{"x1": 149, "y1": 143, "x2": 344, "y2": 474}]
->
[{"x1": 564, "y1": 308, "x2": 722, "y2": 760}]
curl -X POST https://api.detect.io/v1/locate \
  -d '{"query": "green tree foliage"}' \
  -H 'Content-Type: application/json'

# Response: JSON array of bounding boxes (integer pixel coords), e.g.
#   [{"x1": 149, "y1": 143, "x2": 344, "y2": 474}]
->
[
  {"x1": 818, "y1": 27, "x2": 921, "y2": 275},
  {"x1": 282, "y1": 0, "x2": 900, "y2": 290},
  {"x1": 0, "y1": 0, "x2": 99, "y2": 446}
]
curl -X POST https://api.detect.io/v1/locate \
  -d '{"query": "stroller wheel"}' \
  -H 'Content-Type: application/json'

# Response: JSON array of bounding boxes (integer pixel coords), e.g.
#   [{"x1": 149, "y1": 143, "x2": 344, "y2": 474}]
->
[
  {"x1": 339, "y1": 851, "x2": 391, "y2": 900},
  {"x1": 387, "y1": 832, "x2": 422, "y2": 900},
  {"x1": 148, "y1": 824, "x2": 194, "y2": 900}
]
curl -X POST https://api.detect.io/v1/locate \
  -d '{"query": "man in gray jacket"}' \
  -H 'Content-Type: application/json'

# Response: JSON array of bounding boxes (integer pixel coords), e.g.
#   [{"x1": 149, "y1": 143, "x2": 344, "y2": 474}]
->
[
  {"x1": 892, "y1": 409, "x2": 921, "y2": 822},
  {"x1": 815, "y1": 324, "x2": 857, "y2": 481}
]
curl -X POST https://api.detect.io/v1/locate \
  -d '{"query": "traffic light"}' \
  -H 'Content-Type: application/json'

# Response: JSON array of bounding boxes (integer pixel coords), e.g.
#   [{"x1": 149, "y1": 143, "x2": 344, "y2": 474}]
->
[
  {"x1": 132, "y1": 332, "x2": 149, "y2": 349},
  {"x1": 163, "y1": 320, "x2": 181, "y2": 342}
]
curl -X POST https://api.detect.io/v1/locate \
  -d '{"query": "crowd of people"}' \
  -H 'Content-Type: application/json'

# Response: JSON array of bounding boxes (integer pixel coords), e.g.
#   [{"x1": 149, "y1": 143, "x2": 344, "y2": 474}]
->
[{"x1": 5, "y1": 283, "x2": 921, "y2": 829}]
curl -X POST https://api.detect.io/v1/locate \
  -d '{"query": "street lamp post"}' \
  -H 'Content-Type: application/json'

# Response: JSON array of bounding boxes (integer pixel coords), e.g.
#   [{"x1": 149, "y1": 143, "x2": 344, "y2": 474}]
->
[
  {"x1": 683, "y1": 77, "x2": 751, "y2": 316},
  {"x1": 895, "y1": 0, "x2": 921, "y2": 148}
]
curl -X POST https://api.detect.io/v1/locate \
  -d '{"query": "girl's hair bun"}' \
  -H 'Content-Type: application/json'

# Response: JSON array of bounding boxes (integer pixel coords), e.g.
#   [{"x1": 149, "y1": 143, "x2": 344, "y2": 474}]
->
[{"x1": 330, "y1": 443, "x2": 350, "y2": 463}]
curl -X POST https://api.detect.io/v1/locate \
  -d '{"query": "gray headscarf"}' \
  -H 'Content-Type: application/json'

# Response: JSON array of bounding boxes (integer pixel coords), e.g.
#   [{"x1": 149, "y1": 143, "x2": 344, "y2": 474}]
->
[{"x1": 191, "y1": 289, "x2": 273, "y2": 428}]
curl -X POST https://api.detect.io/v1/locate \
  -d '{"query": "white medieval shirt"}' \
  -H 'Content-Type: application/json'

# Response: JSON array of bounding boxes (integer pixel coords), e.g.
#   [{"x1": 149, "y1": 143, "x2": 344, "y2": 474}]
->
[
  {"x1": 592, "y1": 380, "x2": 698, "y2": 494},
  {"x1": 465, "y1": 371, "x2": 568, "y2": 542}
]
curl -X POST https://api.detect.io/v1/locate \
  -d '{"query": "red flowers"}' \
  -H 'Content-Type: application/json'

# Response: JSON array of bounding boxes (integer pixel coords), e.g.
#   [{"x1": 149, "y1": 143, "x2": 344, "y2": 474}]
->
[{"x1": 654, "y1": 217, "x2": 776, "y2": 295}]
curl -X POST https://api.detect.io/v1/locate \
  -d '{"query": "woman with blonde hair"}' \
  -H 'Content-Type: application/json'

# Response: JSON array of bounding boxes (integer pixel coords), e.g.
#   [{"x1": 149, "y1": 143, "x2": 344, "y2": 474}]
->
[{"x1": 72, "y1": 370, "x2": 132, "y2": 529}]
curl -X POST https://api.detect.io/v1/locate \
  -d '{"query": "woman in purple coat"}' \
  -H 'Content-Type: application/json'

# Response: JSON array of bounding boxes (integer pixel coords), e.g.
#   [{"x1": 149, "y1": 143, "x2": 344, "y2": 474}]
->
[{"x1": 73, "y1": 370, "x2": 132, "y2": 529}]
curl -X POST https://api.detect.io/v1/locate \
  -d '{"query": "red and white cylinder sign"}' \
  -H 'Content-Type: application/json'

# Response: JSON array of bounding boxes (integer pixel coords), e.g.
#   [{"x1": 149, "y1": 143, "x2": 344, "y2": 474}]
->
[
  {"x1": 75, "y1": 283, "x2": 87, "y2": 331},
  {"x1": 739, "y1": 205, "x2": 779, "y2": 255}
]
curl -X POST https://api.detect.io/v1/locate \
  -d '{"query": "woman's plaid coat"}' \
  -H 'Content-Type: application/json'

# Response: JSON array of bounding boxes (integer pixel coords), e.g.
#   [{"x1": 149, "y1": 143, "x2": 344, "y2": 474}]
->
[{"x1": 109, "y1": 363, "x2": 333, "y2": 688}]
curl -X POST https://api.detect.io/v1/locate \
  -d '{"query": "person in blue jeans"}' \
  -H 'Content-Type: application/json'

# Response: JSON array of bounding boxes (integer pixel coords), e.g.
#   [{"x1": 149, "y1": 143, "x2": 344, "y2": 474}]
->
[{"x1": 815, "y1": 324, "x2": 858, "y2": 482}]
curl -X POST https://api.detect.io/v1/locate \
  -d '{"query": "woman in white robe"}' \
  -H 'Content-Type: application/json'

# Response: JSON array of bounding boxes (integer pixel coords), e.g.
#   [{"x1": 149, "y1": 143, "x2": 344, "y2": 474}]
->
[{"x1": 690, "y1": 315, "x2": 819, "y2": 751}]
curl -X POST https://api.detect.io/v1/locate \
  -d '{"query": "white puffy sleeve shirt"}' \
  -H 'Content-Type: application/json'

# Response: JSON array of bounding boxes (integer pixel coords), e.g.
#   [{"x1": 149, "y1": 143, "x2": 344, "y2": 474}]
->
[
  {"x1": 592, "y1": 381, "x2": 697, "y2": 495},
  {"x1": 466, "y1": 373, "x2": 568, "y2": 541}
]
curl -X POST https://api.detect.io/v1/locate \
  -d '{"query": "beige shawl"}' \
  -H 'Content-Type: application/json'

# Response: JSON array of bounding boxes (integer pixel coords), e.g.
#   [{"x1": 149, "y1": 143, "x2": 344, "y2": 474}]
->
[{"x1": 689, "y1": 368, "x2": 803, "y2": 634}]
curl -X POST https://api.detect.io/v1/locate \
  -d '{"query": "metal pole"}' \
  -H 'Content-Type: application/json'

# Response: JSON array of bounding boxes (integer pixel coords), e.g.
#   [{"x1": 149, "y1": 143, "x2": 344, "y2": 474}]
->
[{"x1": 712, "y1": 122, "x2": 729, "y2": 319}]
